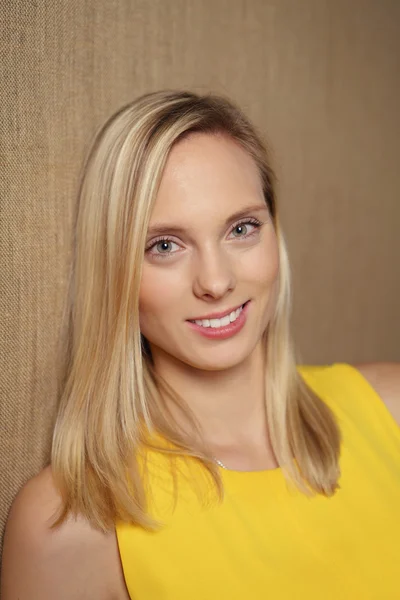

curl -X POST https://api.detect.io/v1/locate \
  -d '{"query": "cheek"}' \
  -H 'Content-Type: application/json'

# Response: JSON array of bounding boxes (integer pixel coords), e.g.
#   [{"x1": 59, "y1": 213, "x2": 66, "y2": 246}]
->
[
  {"x1": 246, "y1": 233, "x2": 280, "y2": 287},
  {"x1": 138, "y1": 265, "x2": 185, "y2": 325}
]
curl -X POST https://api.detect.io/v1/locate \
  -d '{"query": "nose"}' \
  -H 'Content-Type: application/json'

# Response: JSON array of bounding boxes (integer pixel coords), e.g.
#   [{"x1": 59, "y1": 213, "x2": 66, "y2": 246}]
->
[{"x1": 192, "y1": 247, "x2": 236, "y2": 301}]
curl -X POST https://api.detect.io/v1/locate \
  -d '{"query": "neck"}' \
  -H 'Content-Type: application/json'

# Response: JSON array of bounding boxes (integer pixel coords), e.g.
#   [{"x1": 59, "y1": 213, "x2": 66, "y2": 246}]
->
[{"x1": 151, "y1": 342, "x2": 269, "y2": 449}]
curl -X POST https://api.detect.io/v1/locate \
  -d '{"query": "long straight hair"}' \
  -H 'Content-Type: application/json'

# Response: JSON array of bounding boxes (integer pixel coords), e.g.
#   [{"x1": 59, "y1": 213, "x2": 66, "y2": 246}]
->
[{"x1": 51, "y1": 90, "x2": 341, "y2": 532}]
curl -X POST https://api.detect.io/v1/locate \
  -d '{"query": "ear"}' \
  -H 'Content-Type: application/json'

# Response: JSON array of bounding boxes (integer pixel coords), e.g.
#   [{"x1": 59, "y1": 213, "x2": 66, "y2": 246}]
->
[{"x1": 352, "y1": 362, "x2": 400, "y2": 426}]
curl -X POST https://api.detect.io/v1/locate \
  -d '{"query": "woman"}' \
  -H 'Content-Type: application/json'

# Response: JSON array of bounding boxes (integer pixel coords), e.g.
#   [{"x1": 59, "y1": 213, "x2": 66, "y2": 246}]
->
[{"x1": 2, "y1": 90, "x2": 400, "y2": 599}]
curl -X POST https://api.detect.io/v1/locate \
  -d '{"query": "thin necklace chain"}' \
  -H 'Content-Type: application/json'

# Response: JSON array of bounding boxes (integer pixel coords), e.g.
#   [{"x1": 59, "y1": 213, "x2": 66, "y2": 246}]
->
[{"x1": 214, "y1": 457, "x2": 228, "y2": 469}]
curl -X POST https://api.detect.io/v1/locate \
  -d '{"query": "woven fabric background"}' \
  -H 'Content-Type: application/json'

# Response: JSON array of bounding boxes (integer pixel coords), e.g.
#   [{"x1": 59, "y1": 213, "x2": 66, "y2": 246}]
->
[{"x1": 1, "y1": 0, "x2": 399, "y2": 565}]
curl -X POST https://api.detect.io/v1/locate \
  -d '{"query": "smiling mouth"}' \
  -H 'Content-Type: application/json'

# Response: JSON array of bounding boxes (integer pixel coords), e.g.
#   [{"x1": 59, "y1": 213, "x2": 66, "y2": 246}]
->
[{"x1": 188, "y1": 301, "x2": 250, "y2": 325}]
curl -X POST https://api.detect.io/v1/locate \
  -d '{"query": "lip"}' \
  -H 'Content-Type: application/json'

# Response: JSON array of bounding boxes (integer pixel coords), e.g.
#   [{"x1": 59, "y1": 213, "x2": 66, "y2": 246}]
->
[
  {"x1": 187, "y1": 300, "x2": 250, "y2": 322},
  {"x1": 186, "y1": 300, "x2": 251, "y2": 340}
]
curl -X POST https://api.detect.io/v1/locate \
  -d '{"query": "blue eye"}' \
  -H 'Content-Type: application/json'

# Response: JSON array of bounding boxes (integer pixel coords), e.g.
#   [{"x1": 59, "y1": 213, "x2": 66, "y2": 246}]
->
[
  {"x1": 145, "y1": 217, "x2": 263, "y2": 260},
  {"x1": 231, "y1": 219, "x2": 261, "y2": 238},
  {"x1": 150, "y1": 239, "x2": 179, "y2": 256}
]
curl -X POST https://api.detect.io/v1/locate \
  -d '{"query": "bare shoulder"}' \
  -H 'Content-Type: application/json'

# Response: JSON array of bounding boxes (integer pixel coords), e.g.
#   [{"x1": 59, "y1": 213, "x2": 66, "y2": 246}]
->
[
  {"x1": 352, "y1": 362, "x2": 400, "y2": 426},
  {"x1": 1, "y1": 465, "x2": 129, "y2": 600}
]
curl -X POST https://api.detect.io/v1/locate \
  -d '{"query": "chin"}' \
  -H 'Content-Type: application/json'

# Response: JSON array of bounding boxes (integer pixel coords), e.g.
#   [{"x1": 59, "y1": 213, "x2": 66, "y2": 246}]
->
[{"x1": 184, "y1": 345, "x2": 253, "y2": 372}]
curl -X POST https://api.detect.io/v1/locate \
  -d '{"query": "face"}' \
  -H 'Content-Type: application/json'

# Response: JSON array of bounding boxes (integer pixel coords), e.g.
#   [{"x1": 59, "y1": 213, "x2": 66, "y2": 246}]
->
[{"x1": 139, "y1": 132, "x2": 280, "y2": 372}]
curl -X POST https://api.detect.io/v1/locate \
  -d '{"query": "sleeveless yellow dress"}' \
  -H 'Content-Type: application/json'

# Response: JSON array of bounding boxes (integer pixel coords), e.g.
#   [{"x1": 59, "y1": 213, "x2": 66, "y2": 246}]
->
[{"x1": 116, "y1": 363, "x2": 400, "y2": 599}]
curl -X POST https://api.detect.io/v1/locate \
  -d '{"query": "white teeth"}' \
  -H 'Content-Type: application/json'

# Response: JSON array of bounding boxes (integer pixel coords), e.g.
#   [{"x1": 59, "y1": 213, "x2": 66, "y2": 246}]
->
[
  {"x1": 193, "y1": 304, "x2": 244, "y2": 328},
  {"x1": 195, "y1": 318, "x2": 209, "y2": 326}
]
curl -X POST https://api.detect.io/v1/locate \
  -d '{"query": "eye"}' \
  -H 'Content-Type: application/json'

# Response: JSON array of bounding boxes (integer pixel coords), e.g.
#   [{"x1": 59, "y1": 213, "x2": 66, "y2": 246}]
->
[
  {"x1": 229, "y1": 218, "x2": 262, "y2": 239},
  {"x1": 145, "y1": 238, "x2": 180, "y2": 259},
  {"x1": 145, "y1": 217, "x2": 263, "y2": 260}
]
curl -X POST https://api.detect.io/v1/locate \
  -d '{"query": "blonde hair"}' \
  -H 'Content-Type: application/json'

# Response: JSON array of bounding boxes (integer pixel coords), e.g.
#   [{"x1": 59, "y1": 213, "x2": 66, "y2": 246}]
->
[{"x1": 51, "y1": 90, "x2": 341, "y2": 532}]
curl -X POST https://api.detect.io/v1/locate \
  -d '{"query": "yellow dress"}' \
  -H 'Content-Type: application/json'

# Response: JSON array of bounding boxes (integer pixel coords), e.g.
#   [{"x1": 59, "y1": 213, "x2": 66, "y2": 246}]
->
[{"x1": 116, "y1": 363, "x2": 400, "y2": 599}]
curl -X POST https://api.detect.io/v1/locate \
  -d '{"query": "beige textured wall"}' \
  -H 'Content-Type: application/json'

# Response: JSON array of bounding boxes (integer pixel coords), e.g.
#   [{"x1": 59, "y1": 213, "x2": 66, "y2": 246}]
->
[{"x1": 1, "y1": 0, "x2": 399, "y2": 558}]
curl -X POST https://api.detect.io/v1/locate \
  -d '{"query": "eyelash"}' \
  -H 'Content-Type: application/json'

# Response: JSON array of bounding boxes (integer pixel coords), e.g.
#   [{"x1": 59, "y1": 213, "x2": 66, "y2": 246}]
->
[{"x1": 145, "y1": 218, "x2": 263, "y2": 260}]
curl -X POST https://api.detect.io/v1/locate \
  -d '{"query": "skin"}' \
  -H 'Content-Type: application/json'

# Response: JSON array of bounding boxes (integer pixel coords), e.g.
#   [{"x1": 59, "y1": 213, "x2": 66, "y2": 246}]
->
[
  {"x1": 1, "y1": 132, "x2": 399, "y2": 599},
  {"x1": 139, "y1": 132, "x2": 280, "y2": 468}
]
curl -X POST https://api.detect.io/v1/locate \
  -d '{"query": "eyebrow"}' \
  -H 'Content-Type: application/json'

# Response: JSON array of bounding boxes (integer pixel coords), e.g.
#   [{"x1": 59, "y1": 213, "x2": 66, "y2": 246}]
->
[{"x1": 146, "y1": 203, "x2": 269, "y2": 237}]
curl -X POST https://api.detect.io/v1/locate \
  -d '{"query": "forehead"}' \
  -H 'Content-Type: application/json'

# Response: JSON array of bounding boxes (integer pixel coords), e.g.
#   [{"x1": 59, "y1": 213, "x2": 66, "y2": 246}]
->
[{"x1": 151, "y1": 132, "x2": 264, "y2": 223}]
